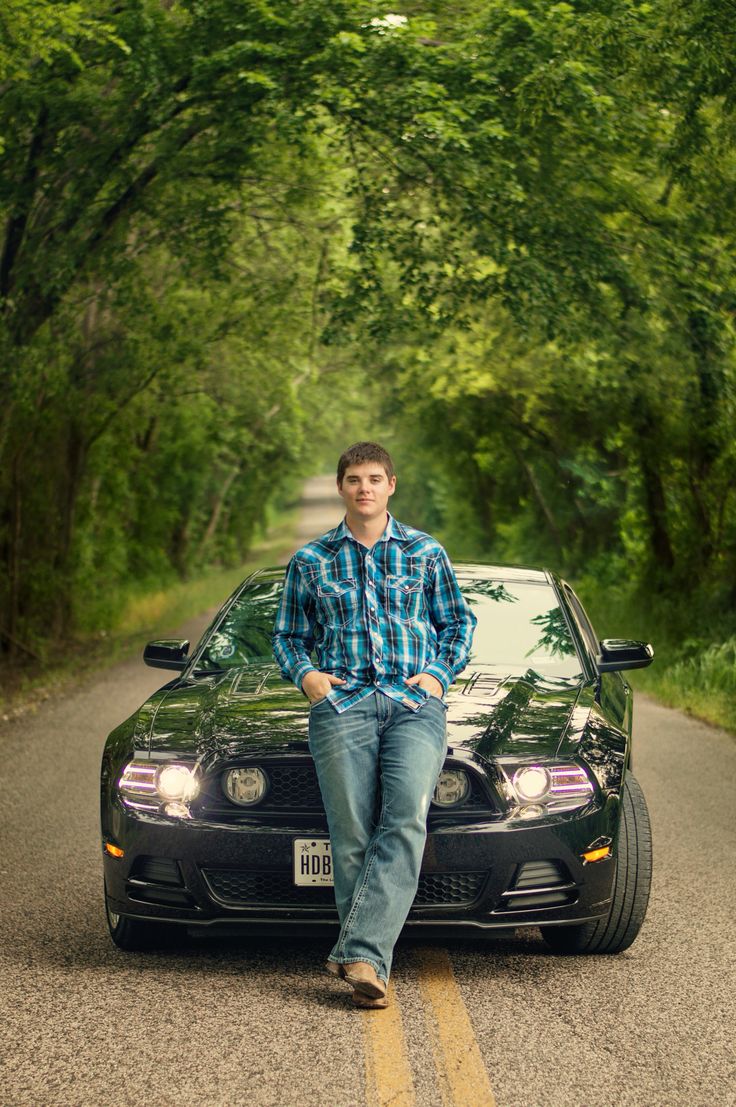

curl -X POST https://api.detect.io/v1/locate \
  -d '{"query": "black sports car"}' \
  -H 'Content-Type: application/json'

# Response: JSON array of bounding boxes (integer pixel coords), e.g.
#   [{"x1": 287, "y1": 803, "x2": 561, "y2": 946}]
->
[{"x1": 100, "y1": 562, "x2": 654, "y2": 955}]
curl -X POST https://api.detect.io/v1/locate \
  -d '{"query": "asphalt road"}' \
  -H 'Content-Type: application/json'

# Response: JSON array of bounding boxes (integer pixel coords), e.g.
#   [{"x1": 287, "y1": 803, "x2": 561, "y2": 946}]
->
[{"x1": 1, "y1": 476, "x2": 735, "y2": 1107}]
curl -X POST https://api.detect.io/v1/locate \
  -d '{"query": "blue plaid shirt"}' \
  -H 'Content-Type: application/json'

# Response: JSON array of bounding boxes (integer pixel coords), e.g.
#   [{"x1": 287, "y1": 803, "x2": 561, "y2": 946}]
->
[{"x1": 271, "y1": 511, "x2": 477, "y2": 714}]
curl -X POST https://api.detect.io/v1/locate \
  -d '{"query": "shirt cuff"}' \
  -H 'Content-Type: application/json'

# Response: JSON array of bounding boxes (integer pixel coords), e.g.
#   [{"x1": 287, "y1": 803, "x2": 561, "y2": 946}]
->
[
  {"x1": 291, "y1": 661, "x2": 318, "y2": 694},
  {"x1": 423, "y1": 659, "x2": 453, "y2": 695}
]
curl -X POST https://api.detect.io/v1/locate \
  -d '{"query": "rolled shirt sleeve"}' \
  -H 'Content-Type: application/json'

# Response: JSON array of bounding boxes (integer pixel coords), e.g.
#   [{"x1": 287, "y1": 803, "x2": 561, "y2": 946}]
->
[
  {"x1": 422, "y1": 548, "x2": 477, "y2": 693},
  {"x1": 271, "y1": 556, "x2": 317, "y2": 693}
]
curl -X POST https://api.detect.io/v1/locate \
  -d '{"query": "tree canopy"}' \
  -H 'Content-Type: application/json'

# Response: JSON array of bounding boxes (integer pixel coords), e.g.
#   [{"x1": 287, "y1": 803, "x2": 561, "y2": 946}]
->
[{"x1": 1, "y1": 0, "x2": 734, "y2": 689}]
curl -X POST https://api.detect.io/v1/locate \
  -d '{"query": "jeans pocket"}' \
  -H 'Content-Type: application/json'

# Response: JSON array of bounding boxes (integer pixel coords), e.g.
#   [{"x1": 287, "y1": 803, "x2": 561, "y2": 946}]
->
[{"x1": 412, "y1": 685, "x2": 447, "y2": 708}]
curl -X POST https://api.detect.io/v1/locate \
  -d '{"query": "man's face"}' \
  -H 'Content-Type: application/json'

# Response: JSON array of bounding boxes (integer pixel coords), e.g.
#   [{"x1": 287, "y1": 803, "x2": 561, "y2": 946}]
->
[{"x1": 338, "y1": 462, "x2": 396, "y2": 522}]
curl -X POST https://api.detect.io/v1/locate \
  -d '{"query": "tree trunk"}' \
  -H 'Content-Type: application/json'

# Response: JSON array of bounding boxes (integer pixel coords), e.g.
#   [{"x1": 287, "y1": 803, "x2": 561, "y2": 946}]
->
[
  {"x1": 637, "y1": 447, "x2": 675, "y2": 574},
  {"x1": 472, "y1": 465, "x2": 496, "y2": 546},
  {"x1": 195, "y1": 463, "x2": 242, "y2": 561},
  {"x1": 169, "y1": 511, "x2": 193, "y2": 577},
  {"x1": 513, "y1": 447, "x2": 564, "y2": 557},
  {"x1": 5, "y1": 452, "x2": 22, "y2": 661},
  {"x1": 50, "y1": 421, "x2": 88, "y2": 640}
]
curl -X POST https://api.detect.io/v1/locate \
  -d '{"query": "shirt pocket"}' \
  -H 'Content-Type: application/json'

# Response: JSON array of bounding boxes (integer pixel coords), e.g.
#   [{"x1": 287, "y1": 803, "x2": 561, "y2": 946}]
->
[
  {"x1": 385, "y1": 574, "x2": 423, "y2": 624},
  {"x1": 316, "y1": 576, "x2": 360, "y2": 628}
]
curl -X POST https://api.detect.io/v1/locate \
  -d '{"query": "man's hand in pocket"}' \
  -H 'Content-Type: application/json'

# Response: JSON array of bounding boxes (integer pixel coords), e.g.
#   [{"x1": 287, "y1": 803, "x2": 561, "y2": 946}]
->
[
  {"x1": 405, "y1": 673, "x2": 444, "y2": 699},
  {"x1": 302, "y1": 671, "x2": 347, "y2": 704}
]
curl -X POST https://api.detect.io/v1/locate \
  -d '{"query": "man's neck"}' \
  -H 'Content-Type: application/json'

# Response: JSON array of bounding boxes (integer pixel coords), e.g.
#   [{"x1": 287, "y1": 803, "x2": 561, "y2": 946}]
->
[{"x1": 345, "y1": 510, "x2": 389, "y2": 549}]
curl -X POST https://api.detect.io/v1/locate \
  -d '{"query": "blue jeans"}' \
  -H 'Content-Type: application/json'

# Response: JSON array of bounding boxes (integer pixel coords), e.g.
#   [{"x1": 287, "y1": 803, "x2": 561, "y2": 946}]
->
[{"x1": 307, "y1": 689, "x2": 448, "y2": 985}]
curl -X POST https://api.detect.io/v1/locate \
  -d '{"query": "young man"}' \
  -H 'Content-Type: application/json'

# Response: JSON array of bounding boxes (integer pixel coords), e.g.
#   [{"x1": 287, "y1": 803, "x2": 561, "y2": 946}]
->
[{"x1": 271, "y1": 442, "x2": 477, "y2": 1009}]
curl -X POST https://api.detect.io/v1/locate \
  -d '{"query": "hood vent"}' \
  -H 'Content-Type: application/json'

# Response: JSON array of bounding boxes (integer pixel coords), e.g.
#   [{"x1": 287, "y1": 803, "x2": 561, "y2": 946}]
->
[
  {"x1": 230, "y1": 667, "x2": 277, "y2": 696},
  {"x1": 461, "y1": 672, "x2": 510, "y2": 697}
]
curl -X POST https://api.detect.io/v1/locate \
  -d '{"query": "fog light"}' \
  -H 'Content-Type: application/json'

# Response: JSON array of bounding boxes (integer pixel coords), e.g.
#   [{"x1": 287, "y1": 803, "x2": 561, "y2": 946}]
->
[
  {"x1": 513, "y1": 766, "x2": 549, "y2": 801},
  {"x1": 432, "y1": 770, "x2": 470, "y2": 806},
  {"x1": 156, "y1": 764, "x2": 199, "y2": 801},
  {"x1": 224, "y1": 767, "x2": 268, "y2": 806}
]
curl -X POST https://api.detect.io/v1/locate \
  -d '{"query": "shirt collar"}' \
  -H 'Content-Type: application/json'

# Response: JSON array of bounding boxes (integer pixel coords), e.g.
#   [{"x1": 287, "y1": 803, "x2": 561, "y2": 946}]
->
[{"x1": 325, "y1": 510, "x2": 409, "y2": 547}]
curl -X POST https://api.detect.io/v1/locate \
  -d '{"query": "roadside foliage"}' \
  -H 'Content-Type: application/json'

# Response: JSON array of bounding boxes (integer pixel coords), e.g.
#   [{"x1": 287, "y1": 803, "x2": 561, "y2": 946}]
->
[{"x1": 0, "y1": 1, "x2": 734, "y2": 724}]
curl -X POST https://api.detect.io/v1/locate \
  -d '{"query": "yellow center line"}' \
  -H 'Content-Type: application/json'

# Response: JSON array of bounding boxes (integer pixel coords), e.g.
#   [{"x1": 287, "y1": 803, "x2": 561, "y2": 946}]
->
[
  {"x1": 362, "y1": 977, "x2": 416, "y2": 1107},
  {"x1": 415, "y1": 946, "x2": 497, "y2": 1107}
]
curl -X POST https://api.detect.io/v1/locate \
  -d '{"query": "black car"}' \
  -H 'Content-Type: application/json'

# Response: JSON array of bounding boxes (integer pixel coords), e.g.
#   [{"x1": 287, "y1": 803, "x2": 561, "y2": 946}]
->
[{"x1": 100, "y1": 562, "x2": 654, "y2": 955}]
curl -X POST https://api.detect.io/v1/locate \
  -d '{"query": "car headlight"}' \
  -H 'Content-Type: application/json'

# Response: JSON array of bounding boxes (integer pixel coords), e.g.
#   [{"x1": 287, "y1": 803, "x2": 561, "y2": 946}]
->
[
  {"x1": 499, "y1": 761, "x2": 594, "y2": 817},
  {"x1": 432, "y1": 769, "x2": 470, "y2": 807},
  {"x1": 513, "y1": 766, "x2": 550, "y2": 800},
  {"x1": 118, "y1": 760, "x2": 199, "y2": 814},
  {"x1": 223, "y1": 767, "x2": 269, "y2": 806},
  {"x1": 157, "y1": 764, "x2": 199, "y2": 801}
]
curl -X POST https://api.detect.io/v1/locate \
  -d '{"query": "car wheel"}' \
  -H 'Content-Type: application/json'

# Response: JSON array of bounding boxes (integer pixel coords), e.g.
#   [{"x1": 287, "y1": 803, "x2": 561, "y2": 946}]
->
[
  {"x1": 104, "y1": 882, "x2": 176, "y2": 951},
  {"x1": 540, "y1": 773, "x2": 652, "y2": 955}
]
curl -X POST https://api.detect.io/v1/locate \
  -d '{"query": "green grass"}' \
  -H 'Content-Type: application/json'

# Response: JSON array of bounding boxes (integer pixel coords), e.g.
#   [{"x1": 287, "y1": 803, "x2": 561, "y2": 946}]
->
[
  {"x1": 574, "y1": 574, "x2": 736, "y2": 735},
  {"x1": 625, "y1": 636, "x2": 736, "y2": 732},
  {"x1": 0, "y1": 504, "x2": 300, "y2": 723}
]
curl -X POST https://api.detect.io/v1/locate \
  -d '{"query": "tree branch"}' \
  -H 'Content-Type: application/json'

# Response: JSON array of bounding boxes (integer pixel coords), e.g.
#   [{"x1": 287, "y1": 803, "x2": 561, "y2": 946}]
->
[{"x1": 0, "y1": 103, "x2": 49, "y2": 298}]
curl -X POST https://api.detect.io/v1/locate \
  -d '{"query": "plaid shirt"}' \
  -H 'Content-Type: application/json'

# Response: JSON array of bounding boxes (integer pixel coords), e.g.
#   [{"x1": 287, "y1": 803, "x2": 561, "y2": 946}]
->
[{"x1": 271, "y1": 511, "x2": 477, "y2": 714}]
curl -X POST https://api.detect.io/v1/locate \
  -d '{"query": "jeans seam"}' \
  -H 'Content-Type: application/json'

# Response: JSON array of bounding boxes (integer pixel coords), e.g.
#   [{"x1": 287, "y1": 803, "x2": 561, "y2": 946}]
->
[{"x1": 334, "y1": 783, "x2": 389, "y2": 961}]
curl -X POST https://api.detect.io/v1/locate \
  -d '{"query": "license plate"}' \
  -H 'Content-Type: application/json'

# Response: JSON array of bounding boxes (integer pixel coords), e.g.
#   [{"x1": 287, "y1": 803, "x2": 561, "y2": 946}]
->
[{"x1": 293, "y1": 838, "x2": 334, "y2": 886}]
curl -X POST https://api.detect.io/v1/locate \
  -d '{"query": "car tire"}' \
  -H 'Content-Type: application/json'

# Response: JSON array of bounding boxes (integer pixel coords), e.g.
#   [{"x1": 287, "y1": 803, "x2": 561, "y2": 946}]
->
[
  {"x1": 540, "y1": 773, "x2": 652, "y2": 955},
  {"x1": 104, "y1": 882, "x2": 176, "y2": 951}
]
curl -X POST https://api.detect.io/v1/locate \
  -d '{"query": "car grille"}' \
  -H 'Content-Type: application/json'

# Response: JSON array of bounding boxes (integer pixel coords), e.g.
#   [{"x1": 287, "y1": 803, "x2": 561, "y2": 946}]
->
[
  {"x1": 196, "y1": 761, "x2": 321, "y2": 812},
  {"x1": 239, "y1": 762, "x2": 323, "y2": 808},
  {"x1": 413, "y1": 872, "x2": 487, "y2": 907},
  {"x1": 201, "y1": 868, "x2": 488, "y2": 909},
  {"x1": 199, "y1": 757, "x2": 493, "y2": 814}
]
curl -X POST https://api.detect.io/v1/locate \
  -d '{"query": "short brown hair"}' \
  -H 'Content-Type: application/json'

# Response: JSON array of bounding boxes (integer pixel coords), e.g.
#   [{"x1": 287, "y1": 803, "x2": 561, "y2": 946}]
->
[{"x1": 337, "y1": 441, "x2": 395, "y2": 486}]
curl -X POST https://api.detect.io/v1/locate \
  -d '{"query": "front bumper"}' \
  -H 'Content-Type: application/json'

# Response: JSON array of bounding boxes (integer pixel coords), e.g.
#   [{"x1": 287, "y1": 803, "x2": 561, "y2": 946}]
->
[{"x1": 102, "y1": 795, "x2": 620, "y2": 936}]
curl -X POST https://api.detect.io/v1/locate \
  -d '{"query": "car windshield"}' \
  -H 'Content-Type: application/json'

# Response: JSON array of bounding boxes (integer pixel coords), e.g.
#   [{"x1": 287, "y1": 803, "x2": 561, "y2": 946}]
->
[
  {"x1": 459, "y1": 579, "x2": 584, "y2": 679},
  {"x1": 193, "y1": 575, "x2": 584, "y2": 680}
]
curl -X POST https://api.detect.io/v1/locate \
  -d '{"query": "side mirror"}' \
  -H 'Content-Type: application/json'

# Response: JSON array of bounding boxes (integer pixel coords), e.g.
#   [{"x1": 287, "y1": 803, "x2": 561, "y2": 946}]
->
[
  {"x1": 143, "y1": 639, "x2": 190, "y2": 670},
  {"x1": 596, "y1": 638, "x2": 654, "y2": 673}
]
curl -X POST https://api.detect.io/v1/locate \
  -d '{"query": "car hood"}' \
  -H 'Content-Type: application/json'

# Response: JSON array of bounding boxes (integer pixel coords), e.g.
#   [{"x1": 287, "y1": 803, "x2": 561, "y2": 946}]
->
[{"x1": 140, "y1": 664, "x2": 592, "y2": 765}]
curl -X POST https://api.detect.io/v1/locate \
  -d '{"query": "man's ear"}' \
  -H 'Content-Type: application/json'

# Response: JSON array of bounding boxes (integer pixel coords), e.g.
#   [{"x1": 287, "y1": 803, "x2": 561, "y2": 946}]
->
[{"x1": 388, "y1": 476, "x2": 396, "y2": 496}]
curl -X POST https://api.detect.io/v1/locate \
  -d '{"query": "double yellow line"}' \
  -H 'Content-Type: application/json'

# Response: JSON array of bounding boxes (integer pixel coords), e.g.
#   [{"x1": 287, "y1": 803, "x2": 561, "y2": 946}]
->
[{"x1": 362, "y1": 947, "x2": 497, "y2": 1107}]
